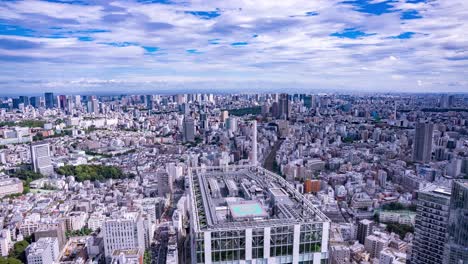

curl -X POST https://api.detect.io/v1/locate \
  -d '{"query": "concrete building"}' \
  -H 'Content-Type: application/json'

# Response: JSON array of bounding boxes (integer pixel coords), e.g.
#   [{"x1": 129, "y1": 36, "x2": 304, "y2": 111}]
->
[
  {"x1": 0, "y1": 229, "x2": 11, "y2": 257},
  {"x1": 330, "y1": 244, "x2": 350, "y2": 264},
  {"x1": 357, "y1": 219, "x2": 374, "y2": 244},
  {"x1": 443, "y1": 180, "x2": 468, "y2": 264},
  {"x1": 413, "y1": 122, "x2": 434, "y2": 163},
  {"x1": 188, "y1": 165, "x2": 330, "y2": 264},
  {"x1": 103, "y1": 211, "x2": 145, "y2": 262},
  {"x1": 411, "y1": 185, "x2": 451, "y2": 264},
  {"x1": 26, "y1": 237, "x2": 60, "y2": 264},
  {"x1": 0, "y1": 176, "x2": 23, "y2": 198},
  {"x1": 364, "y1": 232, "x2": 388, "y2": 259},
  {"x1": 30, "y1": 142, "x2": 53, "y2": 175}
]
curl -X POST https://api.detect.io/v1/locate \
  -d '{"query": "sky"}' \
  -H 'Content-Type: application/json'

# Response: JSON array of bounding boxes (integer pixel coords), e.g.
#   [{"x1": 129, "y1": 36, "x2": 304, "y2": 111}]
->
[{"x1": 0, "y1": 0, "x2": 467, "y2": 94}]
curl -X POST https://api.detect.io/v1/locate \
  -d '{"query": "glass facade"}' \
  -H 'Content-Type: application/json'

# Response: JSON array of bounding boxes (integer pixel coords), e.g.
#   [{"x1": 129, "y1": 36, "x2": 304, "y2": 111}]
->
[
  {"x1": 211, "y1": 230, "x2": 246, "y2": 262},
  {"x1": 444, "y1": 181, "x2": 468, "y2": 264}
]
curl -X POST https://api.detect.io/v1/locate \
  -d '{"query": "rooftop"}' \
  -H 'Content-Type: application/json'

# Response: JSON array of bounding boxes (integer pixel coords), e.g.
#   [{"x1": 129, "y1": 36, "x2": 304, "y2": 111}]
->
[{"x1": 188, "y1": 165, "x2": 329, "y2": 231}]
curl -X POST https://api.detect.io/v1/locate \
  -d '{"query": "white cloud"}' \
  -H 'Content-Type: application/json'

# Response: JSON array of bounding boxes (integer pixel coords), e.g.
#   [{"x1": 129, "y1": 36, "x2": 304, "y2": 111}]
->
[{"x1": 0, "y1": 0, "x2": 466, "y2": 93}]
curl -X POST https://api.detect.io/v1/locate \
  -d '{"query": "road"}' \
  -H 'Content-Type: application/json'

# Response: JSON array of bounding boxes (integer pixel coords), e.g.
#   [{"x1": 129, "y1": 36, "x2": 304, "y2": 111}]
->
[{"x1": 263, "y1": 139, "x2": 284, "y2": 172}]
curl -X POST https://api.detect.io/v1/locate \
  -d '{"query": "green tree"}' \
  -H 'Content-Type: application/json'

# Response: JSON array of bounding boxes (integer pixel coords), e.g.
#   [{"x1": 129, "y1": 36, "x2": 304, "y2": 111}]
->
[
  {"x1": 9, "y1": 240, "x2": 29, "y2": 263},
  {"x1": 0, "y1": 257, "x2": 23, "y2": 264}
]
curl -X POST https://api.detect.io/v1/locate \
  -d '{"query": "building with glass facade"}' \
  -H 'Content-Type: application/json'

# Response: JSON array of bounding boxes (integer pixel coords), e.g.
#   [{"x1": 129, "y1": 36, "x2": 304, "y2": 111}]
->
[
  {"x1": 443, "y1": 180, "x2": 468, "y2": 264},
  {"x1": 188, "y1": 165, "x2": 330, "y2": 264}
]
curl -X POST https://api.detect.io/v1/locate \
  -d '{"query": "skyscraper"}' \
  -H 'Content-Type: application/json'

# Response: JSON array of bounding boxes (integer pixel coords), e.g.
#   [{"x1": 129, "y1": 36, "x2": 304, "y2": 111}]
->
[
  {"x1": 411, "y1": 185, "x2": 451, "y2": 264},
  {"x1": 413, "y1": 122, "x2": 434, "y2": 163},
  {"x1": 183, "y1": 116, "x2": 195, "y2": 142},
  {"x1": 44, "y1": 92, "x2": 54, "y2": 109},
  {"x1": 146, "y1": 94, "x2": 153, "y2": 110},
  {"x1": 250, "y1": 120, "x2": 258, "y2": 165},
  {"x1": 443, "y1": 180, "x2": 468, "y2": 264},
  {"x1": 19, "y1": 96, "x2": 29, "y2": 107},
  {"x1": 30, "y1": 142, "x2": 53, "y2": 175},
  {"x1": 278, "y1": 93, "x2": 290, "y2": 119}
]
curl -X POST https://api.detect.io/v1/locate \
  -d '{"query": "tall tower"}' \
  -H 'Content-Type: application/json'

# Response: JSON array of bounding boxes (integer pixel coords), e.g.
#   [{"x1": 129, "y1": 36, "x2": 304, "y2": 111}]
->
[
  {"x1": 443, "y1": 180, "x2": 468, "y2": 264},
  {"x1": 413, "y1": 122, "x2": 434, "y2": 163},
  {"x1": 250, "y1": 120, "x2": 257, "y2": 165},
  {"x1": 411, "y1": 185, "x2": 451, "y2": 264}
]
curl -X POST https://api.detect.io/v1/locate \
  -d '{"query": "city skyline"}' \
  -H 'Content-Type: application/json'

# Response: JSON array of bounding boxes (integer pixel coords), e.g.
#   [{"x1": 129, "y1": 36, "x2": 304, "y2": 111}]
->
[{"x1": 0, "y1": 0, "x2": 467, "y2": 93}]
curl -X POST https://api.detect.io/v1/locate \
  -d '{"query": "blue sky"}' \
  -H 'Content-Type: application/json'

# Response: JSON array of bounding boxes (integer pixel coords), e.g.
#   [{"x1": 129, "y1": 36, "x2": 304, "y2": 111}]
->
[{"x1": 0, "y1": 0, "x2": 467, "y2": 93}]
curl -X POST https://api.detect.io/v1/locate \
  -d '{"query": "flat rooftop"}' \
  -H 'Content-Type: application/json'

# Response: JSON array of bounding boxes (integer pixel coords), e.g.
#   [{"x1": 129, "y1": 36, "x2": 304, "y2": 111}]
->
[
  {"x1": 188, "y1": 165, "x2": 329, "y2": 231},
  {"x1": 229, "y1": 201, "x2": 268, "y2": 219}
]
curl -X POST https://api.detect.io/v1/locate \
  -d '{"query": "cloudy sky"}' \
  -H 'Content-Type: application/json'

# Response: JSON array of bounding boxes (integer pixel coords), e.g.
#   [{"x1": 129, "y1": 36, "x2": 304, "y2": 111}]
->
[{"x1": 0, "y1": 0, "x2": 467, "y2": 94}]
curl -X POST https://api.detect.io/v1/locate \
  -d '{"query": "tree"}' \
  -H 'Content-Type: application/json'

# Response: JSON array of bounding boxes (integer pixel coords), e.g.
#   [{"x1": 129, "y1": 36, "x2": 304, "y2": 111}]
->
[
  {"x1": 9, "y1": 240, "x2": 29, "y2": 263},
  {"x1": 0, "y1": 257, "x2": 23, "y2": 264}
]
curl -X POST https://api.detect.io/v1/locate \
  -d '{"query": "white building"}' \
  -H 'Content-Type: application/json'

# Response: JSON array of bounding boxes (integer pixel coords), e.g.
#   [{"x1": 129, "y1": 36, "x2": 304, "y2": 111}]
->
[
  {"x1": 188, "y1": 165, "x2": 330, "y2": 264},
  {"x1": 0, "y1": 229, "x2": 11, "y2": 257},
  {"x1": 0, "y1": 176, "x2": 23, "y2": 198},
  {"x1": 30, "y1": 142, "x2": 53, "y2": 175},
  {"x1": 103, "y1": 211, "x2": 145, "y2": 262},
  {"x1": 26, "y1": 237, "x2": 59, "y2": 264}
]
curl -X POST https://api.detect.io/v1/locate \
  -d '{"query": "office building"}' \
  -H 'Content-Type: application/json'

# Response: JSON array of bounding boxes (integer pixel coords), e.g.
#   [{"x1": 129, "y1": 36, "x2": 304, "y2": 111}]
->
[
  {"x1": 44, "y1": 92, "x2": 54, "y2": 109},
  {"x1": 188, "y1": 165, "x2": 330, "y2": 264},
  {"x1": 411, "y1": 185, "x2": 451, "y2": 264},
  {"x1": 413, "y1": 122, "x2": 434, "y2": 163},
  {"x1": 30, "y1": 142, "x2": 53, "y2": 176},
  {"x1": 183, "y1": 116, "x2": 195, "y2": 142},
  {"x1": 443, "y1": 180, "x2": 468, "y2": 264},
  {"x1": 103, "y1": 211, "x2": 145, "y2": 262},
  {"x1": 19, "y1": 96, "x2": 30, "y2": 107},
  {"x1": 26, "y1": 237, "x2": 60, "y2": 264}
]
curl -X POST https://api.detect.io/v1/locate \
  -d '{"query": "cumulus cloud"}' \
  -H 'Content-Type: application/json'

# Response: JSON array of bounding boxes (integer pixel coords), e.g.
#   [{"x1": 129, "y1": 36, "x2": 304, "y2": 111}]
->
[{"x1": 0, "y1": 0, "x2": 467, "y2": 93}]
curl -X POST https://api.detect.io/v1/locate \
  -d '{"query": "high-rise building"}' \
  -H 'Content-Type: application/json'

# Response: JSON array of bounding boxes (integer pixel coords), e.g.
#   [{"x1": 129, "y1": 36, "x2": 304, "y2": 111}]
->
[
  {"x1": 220, "y1": 110, "x2": 229, "y2": 123},
  {"x1": 74, "y1": 95, "x2": 81, "y2": 107},
  {"x1": 413, "y1": 122, "x2": 434, "y2": 163},
  {"x1": 411, "y1": 185, "x2": 451, "y2": 264},
  {"x1": 183, "y1": 116, "x2": 195, "y2": 142},
  {"x1": 19, "y1": 95, "x2": 29, "y2": 107},
  {"x1": 250, "y1": 120, "x2": 257, "y2": 165},
  {"x1": 59, "y1": 95, "x2": 67, "y2": 110},
  {"x1": 357, "y1": 219, "x2": 374, "y2": 244},
  {"x1": 146, "y1": 94, "x2": 153, "y2": 110},
  {"x1": 103, "y1": 211, "x2": 146, "y2": 261},
  {"x1": 443, "y1": 180, "x2": 468, "y2": 264},
  {"x1": 30, "y1": 142, "x2": 53, "y2": 176},
  {"x1": 278, "y1": 93, "x2": 290, "y2": 119},
  {"x1": 26, "y1": 237, "x2": 60, "y2": 264},
  {"x1": 188, "y1": 165, "x2": 330, "y2": 264},
  {"x1": 44, "y1": 92, "x2": 54, "y2": 109}
]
